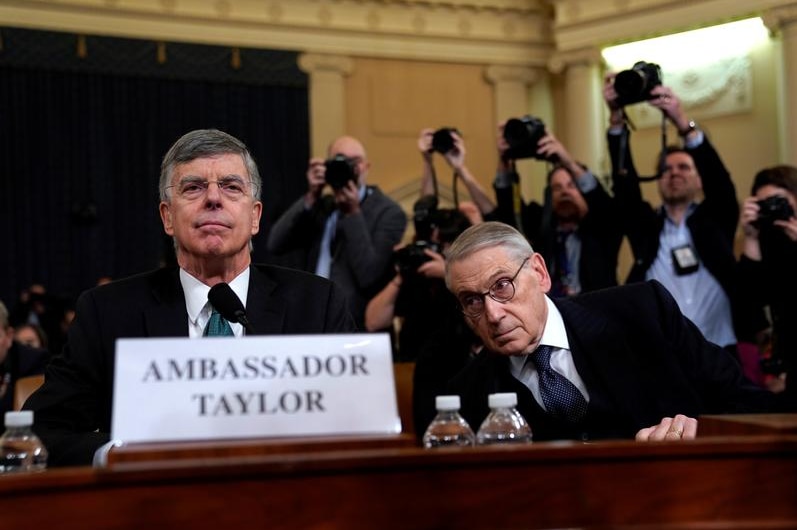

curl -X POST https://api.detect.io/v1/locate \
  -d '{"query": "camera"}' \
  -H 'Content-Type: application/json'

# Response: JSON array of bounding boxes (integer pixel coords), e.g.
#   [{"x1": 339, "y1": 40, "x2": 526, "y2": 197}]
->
[
  {"x1": 394, "y1": 195, "x2": 470, "y2": 277},
  {"x1": 613, "y1": 61, "x2": 662, "y2": 106},
  {"x1": 431, "y1": 128, "x2": 460, "y2": 154},
  {"x1": 502, "y1": 115, "x2": 547, "y2": 160},
  {"x1": 394, "y1": 240, "x2": 442, "y2": 277},
  {"x1": 754, "y1": 195, "x2": 794, "y2": 228},
  {"x1": 324, "y1": 155, "x2": 358, "y2": 190}
]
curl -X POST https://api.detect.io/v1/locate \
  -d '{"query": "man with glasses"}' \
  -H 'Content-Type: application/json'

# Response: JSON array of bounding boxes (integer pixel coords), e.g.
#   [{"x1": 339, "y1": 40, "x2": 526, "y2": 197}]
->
[
  {"x1": 443, "y1": 221, "x2": 779, "y2": 443},
  {"x1": 267, "y1": 135, "x2": 407, "y2": 330},
  {"x1": 25, "y1": 129, "x2": 356, "y2": 467}
]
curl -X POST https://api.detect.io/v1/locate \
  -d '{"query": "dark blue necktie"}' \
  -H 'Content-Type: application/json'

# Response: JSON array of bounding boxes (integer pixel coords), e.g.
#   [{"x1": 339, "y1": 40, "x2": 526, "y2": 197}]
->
[
  {"x1": 204, "y1": 307, "x2": 234, "y2": 337},
  {"x1": 530, "y1": 345, "x2": 588, "y2": 422}
]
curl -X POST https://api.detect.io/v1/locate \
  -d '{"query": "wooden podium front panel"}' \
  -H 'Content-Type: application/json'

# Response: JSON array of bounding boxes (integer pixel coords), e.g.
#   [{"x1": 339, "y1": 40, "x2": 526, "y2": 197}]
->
[{"x1": 0, "y1": 436, "x2": 795, "y2": 529}]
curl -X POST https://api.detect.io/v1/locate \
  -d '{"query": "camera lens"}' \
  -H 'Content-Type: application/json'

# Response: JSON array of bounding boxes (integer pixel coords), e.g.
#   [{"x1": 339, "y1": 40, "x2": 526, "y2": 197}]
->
[
  {"x1": 613, "y1": 61, "x2": 662, "y2": 106},
  {"x1": 431, "y1": 128, "x2": 458, "y2": 154}
]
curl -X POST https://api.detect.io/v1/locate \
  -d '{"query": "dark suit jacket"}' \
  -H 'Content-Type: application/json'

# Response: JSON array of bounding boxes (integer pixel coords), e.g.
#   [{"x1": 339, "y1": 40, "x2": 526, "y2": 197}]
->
[
  {"x1": 266, "y1": 186, "x2": 407, "y2": 329},
  {"x1": 494, "y1": 177, "x2": 623, "y2": 293},
  {"x1": 24, "y1": 264, "x2": 356, "y2": 467},
  {"x1": 447, "y1": 281, "x2": 778, "y2": 442},
  {"x1": 609, "y1": 129, "x2": 739, "y2": 300}
]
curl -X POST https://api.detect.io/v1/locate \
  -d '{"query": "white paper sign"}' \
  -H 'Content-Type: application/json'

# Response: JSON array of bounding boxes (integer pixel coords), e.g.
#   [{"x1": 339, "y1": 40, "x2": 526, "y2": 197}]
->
[{"x1": 111, "y1": 333, "x2": 400, "y2": 444}]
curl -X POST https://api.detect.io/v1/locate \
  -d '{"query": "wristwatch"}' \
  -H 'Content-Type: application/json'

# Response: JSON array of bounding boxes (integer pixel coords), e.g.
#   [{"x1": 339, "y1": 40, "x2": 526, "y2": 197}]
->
[{"x1": 678, "y1": 120, "x2": 697, "y2": 137}]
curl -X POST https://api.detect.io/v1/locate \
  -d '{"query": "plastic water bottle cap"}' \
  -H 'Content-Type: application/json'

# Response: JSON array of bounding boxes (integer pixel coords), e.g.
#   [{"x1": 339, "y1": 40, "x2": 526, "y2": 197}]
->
[
  {"x1": 435, "y1": 395, "x2": 461, "y2": 411},
  {"x1": 4, "y1": 411, "x2": 33, "y2": 427},
  {"x1": 488, "y1": 392, "x2": 517, "y2": 409}
]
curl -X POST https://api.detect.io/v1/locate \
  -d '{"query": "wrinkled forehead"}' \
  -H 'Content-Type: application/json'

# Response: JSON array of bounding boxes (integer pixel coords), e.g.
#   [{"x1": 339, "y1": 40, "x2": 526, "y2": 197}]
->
[{"x1": 449, "y1": 248, "x2": 516, "y2": 292}]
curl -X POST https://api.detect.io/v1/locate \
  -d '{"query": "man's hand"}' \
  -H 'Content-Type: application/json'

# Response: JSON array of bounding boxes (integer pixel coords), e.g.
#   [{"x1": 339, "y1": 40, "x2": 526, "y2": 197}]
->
[
  {"x1": 635, "y1": 414, "x2": 698, "y2": 441},
  {"x1": 647, "y1": 85, "x2": 691, "y2": 133},
  {"x1": 444, "y1": 130, "x2": 466, "y2": 172},
  {"x1": 416, "y1": 248, "x2": 446, "y2": 279},
  {"x1": 418, "y1": 128, "x2": 434, "y2": 162},
  {"x1": 305, "y1": 158, "x2": 326, "y2": 206},
  {"x1": 335, "y1": 179, "x2": 361, "y2": 216},
  {"x1": 741, "y1": 196, "x2": 761, "y2": 239}
]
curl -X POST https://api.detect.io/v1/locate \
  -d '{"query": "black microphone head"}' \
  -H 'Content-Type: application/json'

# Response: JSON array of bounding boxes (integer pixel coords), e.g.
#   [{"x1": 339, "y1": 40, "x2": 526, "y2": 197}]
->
[{"x1": 208, "y1": 283, "x2": 246, "y2": 323}]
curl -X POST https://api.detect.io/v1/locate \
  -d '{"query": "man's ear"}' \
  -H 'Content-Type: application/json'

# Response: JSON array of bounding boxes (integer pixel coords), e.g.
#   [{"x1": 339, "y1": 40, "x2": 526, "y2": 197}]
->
[
  {"x1": 251, "y1": 202, "x2": 262, "y2": 235},
  {"x1": 159, "y1": 202, "x2": 174, "y2": 235},
  {"x1": 530, "y1": 252, "x2": 552, "y2": 294}
]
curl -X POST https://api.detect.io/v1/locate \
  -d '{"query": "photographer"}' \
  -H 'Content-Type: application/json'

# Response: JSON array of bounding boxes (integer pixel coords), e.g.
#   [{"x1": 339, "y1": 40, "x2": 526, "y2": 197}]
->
[
  {"x1": 493, "y1": 120, "x2": 623, "y2": 296},
  {"x1": 606, "y1": 72, "x2": 740, "y2": 355},
  {"x1": 737, "y1": 165, "x2": 797, "y2": 405},
  {"x1": 364, "y1": 194, "x2": 483, "y2": 436},
  {"x1": 417, "y1": 127, "x2": 497, "y2": 218},
  {"x1": 266, "y1": 135, "x2": 407, "y2": 329},
  {"x1": 366, "y1": 128, "x2": 493, "y2": 355}
]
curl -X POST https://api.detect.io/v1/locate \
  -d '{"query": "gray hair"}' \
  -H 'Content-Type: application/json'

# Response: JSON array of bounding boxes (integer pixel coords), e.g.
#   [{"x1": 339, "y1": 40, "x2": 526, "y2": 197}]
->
[
  {"x1": 158, "y1": 129, "x2": 262, "y2": 202},
  {"x1": 444, "y1": 221, "x2": 533, "y2": 289}
]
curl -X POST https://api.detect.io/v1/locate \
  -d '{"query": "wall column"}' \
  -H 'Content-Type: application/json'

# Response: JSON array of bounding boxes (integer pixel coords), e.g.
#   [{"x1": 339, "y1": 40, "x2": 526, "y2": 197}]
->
[
  {"x1": 298, "y1": 53, "x2": 354, "y2": 158},
  {"x1": 549, "y1": 48, "x2": 604, "y2": 174},
  {"x1": 764, "y1": 6, "x2": 797, "y2": 166},
  {"x1": 484, "y1": 65, "x2": 547, "y2": 202}
]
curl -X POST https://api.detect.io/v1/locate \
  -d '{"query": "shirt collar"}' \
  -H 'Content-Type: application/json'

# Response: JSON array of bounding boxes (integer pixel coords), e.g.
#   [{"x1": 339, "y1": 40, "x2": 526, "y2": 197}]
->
[
  {"x1": 180, "y1": 267, "x2": 251, "y2": 325},
  {"x1": 539, "y1": 295, "x2": 570, "y2": 351}
]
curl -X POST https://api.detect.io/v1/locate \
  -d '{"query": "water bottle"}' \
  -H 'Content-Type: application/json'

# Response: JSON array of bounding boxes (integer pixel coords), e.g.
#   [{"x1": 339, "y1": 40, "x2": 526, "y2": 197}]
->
[
  {"x1": 422, "y1": 395, "x2": 475, "y2": 448},
  {"x1": 476, "y1": 392, "x2": 533, "y2": 445},
  {"x1": 0, "y1": 411, "x2": 48, "y2": 473}
]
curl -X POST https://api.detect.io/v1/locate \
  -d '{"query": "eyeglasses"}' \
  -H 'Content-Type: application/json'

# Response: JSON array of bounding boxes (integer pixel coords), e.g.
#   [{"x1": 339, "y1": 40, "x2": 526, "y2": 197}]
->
[
  {"x1": 166, "y1": 176, "x2": 258, "y2": 201},
  {"x1": 457, "y1": 257, "x2": 529, "y2": 318}
]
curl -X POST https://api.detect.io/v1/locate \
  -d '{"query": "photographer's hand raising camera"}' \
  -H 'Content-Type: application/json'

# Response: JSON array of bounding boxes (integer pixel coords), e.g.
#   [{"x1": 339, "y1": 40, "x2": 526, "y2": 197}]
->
[
  {"x1": 647, "y1": 86, "x2": 696, "y2": 140},
  {"x1": 305, "y1": 158, "x2": 327, "y2": 207},
  {"x1": 334, "y1": 179, "x2": 361, "y2": 216},
  {"x1": 416, "y1": 246, "x2": 446, "y2": 279}
]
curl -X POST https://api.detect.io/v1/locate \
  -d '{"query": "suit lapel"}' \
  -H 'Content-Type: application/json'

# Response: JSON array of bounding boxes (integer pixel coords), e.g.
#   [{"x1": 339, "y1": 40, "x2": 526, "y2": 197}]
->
[
  {"x1": 245, "y1": 266, "x2": 286, "y2": 335},
  {"x1": 143, "y1": 268, "x2": 189, "y2": 337},
  {"x1": 554, "y1": 297, "x2": 657, "y2": 428}
]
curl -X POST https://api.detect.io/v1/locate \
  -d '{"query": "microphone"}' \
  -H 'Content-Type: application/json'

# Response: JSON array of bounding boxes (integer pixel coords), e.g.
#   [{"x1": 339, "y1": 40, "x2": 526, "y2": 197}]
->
[{"x1": 208, "y1": 282, "x2": 255, "y2": 335}]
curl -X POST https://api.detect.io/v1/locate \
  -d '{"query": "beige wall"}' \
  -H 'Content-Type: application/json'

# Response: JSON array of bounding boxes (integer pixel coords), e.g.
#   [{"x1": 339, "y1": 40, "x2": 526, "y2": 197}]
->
[
  {"x1": 4, "y1": 0, "x2": 796, "y2": 280},
  {"x1": 344, "y1": 57, "x2": 498, "y2": 211}
]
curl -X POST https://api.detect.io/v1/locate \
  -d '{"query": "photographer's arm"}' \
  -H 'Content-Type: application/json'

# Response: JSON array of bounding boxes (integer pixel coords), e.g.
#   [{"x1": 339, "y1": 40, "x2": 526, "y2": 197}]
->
[
  {"x1": 364, "y1": 273, "x2": 402, "y2": 332},
  {"x1": 492, "y1": 121, "x2": 523, "y2": 228},
  {"x1": 445, "y1": 131, "x2": 496, "y2": 216},
  {"x1": 418, "y1": 128, "x2": 437, "y2": 197}
]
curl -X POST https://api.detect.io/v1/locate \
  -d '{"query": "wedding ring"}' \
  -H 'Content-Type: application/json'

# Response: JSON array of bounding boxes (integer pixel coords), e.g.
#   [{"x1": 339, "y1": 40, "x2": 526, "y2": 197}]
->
[{"x1": 669, "y1": 428, "x2": 683, "y2": 437}]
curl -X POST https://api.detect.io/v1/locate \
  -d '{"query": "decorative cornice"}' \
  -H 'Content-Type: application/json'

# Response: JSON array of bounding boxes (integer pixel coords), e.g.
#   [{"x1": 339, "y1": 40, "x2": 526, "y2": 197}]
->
[
  {"x1": 552, "y1": 0, "x2": 797, "y2": 52},
  {"x1": 0, "y1": 0, "x2": 554, "y2": 66},
  {"x1": 298, "y1": 53, "x2": 355, "y2": 75},
  {"x1": 762, "y1": 5, "x2": 797, "y2": 33},
  {"x1": 484, "y1": 64, "x2": 541, "y2": 84},
  {"x1": 547, "y1": 46, "x2": 602, "y2": 74}
]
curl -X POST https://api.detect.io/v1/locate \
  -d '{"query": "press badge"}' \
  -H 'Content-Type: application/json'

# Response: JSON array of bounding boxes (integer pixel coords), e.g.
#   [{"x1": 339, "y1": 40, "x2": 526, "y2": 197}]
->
[{"x1": 672, "y1": 244, "x2": 699, "y2": 275}]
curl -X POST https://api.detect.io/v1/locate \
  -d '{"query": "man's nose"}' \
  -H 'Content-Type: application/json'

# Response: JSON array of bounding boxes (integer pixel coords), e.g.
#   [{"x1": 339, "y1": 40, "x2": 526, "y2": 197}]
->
[
  {"x1": 483, "y1": 296, "x2": 505, "y2": 321},
  {"x1": 204, "y1": 181, "x2": 224, "y2": 204}
]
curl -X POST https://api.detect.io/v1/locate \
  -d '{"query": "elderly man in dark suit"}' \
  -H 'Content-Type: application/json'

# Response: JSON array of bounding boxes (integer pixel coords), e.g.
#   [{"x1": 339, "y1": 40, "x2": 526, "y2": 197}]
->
[
  {"x1": 25, "y1": 129, "x2": 356, "y2": 467},
  {"x1": 443, "y1": 222, "x2": 778, "y2": 443}
]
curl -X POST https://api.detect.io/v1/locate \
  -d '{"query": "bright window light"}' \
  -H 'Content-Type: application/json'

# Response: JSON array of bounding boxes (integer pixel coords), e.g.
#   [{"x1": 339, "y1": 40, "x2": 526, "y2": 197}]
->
[{"x1": 602, "y1": 18, "x2": 769, "y2": 72}]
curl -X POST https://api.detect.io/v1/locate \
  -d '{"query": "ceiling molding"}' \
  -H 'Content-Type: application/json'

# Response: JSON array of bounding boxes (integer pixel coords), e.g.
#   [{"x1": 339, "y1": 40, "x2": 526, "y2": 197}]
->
[{"x1": 0, "y1": 0, "x2": 554, "y2": 66}]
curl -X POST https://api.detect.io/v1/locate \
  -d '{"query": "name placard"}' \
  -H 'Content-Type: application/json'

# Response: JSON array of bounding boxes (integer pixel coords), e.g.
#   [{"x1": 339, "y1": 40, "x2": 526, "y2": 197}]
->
[{"x1": 111, "y1": 333, "x2": 400, "y2": 444}]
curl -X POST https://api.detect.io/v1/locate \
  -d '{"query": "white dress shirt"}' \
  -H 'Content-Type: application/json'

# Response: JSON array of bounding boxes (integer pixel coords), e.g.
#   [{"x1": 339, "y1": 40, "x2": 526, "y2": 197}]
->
[
  {"x1": 509, "y1": 296, "x2": 590, "y2": 409},
  {"x1": 179, "y1": 267, "x2": 250, "y2": 337}
]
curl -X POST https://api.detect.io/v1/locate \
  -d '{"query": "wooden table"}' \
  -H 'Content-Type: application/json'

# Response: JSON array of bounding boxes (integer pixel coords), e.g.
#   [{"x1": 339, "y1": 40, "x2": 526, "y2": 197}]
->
[{"x1": 0, "y1": 431, "x2": 795, "y2": 529}]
